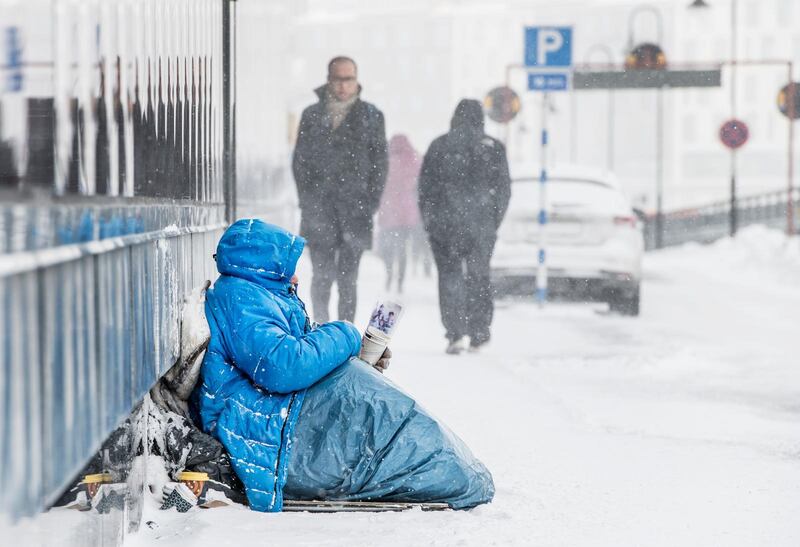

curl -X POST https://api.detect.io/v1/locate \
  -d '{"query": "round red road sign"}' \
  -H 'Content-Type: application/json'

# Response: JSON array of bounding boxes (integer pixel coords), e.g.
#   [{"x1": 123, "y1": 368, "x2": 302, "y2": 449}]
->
[
  {"x1": 777, "y1": 82, "x2": 800, "y2": 120},
  {"x1": 484, "y1": 86, "x2": 521, "y2": 124},
  {"x1": 719, "y1": 119, "x2": 749, "y2": 149}
]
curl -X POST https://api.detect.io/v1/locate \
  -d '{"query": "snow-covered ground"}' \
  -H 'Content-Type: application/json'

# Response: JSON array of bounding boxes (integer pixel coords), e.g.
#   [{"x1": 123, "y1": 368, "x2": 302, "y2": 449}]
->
[{"x1": 8, "y1": 226, "x2": 799, "y2": 546}]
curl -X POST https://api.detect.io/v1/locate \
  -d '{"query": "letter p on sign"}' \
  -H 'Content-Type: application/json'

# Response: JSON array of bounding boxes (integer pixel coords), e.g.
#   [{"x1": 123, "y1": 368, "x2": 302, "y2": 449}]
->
[
  {"x1": 525, "y1": 27, "x2": 572, "y2": 68},
  {"x1": 538, "y1": 30, "x2": 563, "y2": 65}
]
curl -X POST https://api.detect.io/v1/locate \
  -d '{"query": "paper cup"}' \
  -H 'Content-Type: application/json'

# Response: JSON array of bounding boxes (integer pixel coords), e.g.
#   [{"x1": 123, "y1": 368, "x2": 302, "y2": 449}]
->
[{"x1": 359, "y1": 326, "x2": 391, "y2": 366}]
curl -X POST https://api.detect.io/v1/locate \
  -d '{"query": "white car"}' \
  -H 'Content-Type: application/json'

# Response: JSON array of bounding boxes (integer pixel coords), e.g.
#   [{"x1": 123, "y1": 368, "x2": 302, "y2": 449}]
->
[{"x1": 491, "y1": 165, "x2": 644, "y2": 315}]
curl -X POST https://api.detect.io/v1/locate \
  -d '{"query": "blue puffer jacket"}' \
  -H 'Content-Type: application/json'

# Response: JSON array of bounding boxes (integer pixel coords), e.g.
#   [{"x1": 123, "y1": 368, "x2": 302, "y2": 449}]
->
[{"x1": 193, "y1": 219, "x2": 362, "y2": 512}]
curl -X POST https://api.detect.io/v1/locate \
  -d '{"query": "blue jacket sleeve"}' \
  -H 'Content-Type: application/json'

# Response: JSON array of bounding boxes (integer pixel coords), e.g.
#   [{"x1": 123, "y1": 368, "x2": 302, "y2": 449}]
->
[{"x1": 229, "y1": 298, "x2": 362, "y2": 394}]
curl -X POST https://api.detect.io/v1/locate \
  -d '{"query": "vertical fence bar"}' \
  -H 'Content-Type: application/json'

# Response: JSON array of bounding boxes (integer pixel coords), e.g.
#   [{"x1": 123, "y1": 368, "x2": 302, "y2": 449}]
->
[
  {"x1": 222, "y1": 0, "x2": 235, "y2": 222},
  {"x1": 0, "y1": 278, "x2": 6, "y2": 511}
]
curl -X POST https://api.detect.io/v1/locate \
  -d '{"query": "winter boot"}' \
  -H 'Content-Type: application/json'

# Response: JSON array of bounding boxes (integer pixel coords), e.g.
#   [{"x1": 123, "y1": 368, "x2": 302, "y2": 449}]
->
[
  {"x1": 445, "y1": 336, "x2": 469, "y2": 355},
  {"x1": 51, "y1": 473, "x2": 109, "y2": 511},
  {"x1": 160, "y1": 483, "x2": 197, "y2": 513},
  {"x1": 92, "y1": 482, "x2": 128, "y2": 514},
  {"x1": 468, "y1": 335, "x2": 490, "y2": 353},
  {"x1": 160, "y1": 471, "x2": 246, "y2": 511},
  {"x1": 52, "y1": 473, "x2": 126, "y2": 513}
]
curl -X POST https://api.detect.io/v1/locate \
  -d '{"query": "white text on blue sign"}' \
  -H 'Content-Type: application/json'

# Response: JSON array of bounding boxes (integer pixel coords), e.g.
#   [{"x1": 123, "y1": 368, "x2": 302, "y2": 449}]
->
[{"x1": 528, "y1": 73, "x2": 569, "y2": 92}]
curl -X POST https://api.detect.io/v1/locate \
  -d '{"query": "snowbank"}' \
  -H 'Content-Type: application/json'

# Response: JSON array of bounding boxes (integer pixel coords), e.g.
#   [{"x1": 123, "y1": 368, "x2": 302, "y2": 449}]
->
[{"x1": 658, "y1": 224, "x2": 800, "y2": 287}]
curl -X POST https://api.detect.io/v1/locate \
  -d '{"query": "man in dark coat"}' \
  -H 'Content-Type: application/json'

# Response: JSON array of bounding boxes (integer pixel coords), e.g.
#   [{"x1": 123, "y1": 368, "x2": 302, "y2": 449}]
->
[
  {"x1": 418, "y1": 99, "x2": 511, "y2": 354},
  {"x1": 292, "y1": 57, "x2": 388, "y2": 323}
]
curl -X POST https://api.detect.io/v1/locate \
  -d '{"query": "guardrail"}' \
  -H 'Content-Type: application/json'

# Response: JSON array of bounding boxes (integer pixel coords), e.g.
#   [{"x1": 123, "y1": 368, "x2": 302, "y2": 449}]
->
[
  {"x1": 643, "y1": 188, "x2": 800, "y2": 250},
  {"x1": 0, "y1": 220, "x2": 224, "y2": 519}
]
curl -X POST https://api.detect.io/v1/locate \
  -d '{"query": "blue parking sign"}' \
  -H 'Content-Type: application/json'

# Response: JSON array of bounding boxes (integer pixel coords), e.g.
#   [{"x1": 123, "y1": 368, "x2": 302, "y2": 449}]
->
[{"x1": 525, "y1": 27, "x2": 572, "y2": 68}]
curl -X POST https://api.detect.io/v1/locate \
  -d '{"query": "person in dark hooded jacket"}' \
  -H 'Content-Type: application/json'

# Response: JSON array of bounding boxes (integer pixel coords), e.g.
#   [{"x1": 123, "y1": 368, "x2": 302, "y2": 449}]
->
[
  {"x1": 292, "y1": 56, "x2": 388, "y2": 323},
  {"x1": 418, "y1": 99, "x2": 511, "y2": 354}
]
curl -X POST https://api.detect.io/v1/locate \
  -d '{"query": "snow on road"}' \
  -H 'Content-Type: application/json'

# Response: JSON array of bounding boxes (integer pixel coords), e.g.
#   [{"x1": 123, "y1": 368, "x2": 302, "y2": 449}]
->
[{"x1": 127, "y1": 225, "x2": 800, "y2": 546}]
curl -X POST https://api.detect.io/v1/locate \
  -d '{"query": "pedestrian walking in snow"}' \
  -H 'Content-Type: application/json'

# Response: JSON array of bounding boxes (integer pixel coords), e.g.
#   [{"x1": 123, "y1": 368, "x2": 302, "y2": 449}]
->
[
  {"x1": 292, "y1": 56, "x2": 388, "y2": 323},
  {"x1": 418, "y1": 99, "x2": 511, "y2": 354},
  {"x1": 376, "y1": 134, "x2": 422, "y2": 294}
]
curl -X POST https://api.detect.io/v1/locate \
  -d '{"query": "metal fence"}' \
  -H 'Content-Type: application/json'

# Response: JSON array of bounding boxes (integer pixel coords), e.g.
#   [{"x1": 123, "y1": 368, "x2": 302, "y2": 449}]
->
[
  {"x1": 0, "y1": 0, "x2": 237, "y2": 527},
  {"x1": 644, "y1": 188, "x2": 800, "y2": 250},
  {"x1": 0, "y1": 220, "x2": 224, "y2": 519}
]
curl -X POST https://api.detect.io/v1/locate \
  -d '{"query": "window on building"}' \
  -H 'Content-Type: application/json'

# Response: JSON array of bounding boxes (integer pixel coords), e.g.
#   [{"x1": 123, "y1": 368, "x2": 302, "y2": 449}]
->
[
  {"x1": 745, "y1": 0, "x2": 759, "y2": 29},
  {"x1": 778, "y1": 0, "x2": 793, "y2": 27},
  {"x1": 713, "y1": 37, "x2": 726, "y2": 61},
  {"x1": 430, "y1": 22, "x2": 449, "y2": 50},
  {"x1": 683, "y1": 39, "x2": 699, "y2": 62},
  {"x1": 398, "y1": 56, "x2": 411, "y2": 78},
  {"x1": 760, "y1": 36, "x2": 775, "y2": 59},
  {"x1": 424, "y1": 56, "x2": 437, "y2": 79},
  {"x1": 683, "y1": 113, "x2": 697, "y2": 143},
  {"x1": 743, "y1": 37, "x2": 754, "y2": 58},
  {"x1": 697, "y1": 87, "x2": 710, "y2": 106},
  {"x1": 371, "y1": 24, "x2": 387, "y2": 49},
  {"x1": 410, "y1": 95, "x2": 423, "y2": 114},
  {"x1": 397, "y1": 21, "x2": 413, "y2": 49},
  {"x1": 765, "y1": 110, "x2": 775, "y2": 143},
  {"x1": 744, "y1": 112, "x2": 757, "y2": 143},
  {"x1": 744, "y1": 74, "x2": 757, "y2": 102}
]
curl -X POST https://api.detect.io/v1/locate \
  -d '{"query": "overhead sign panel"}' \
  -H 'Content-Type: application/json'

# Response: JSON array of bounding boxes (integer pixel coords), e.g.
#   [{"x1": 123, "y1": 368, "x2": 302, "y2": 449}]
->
[{"x1": 573, "y1": 69, "x2": 722, "y2": 90}]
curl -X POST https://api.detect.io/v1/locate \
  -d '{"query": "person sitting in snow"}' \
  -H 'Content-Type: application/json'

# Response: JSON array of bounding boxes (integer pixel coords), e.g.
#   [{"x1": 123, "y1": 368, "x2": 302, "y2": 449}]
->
[{"x1": 191, "y1": 218, "x2": 494, "y2": 512}]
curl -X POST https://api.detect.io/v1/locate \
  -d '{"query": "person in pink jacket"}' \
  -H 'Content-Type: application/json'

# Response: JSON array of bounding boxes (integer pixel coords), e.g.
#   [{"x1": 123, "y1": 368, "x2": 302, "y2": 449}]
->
[{"x1": 377, "y1": 134, "x2": 423, "y2": 293}]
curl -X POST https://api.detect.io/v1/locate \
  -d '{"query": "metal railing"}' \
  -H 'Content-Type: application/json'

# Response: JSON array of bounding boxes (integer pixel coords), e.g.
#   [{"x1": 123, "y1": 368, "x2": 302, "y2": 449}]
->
[
  {"x1": 0, "y1": 0, "x2": 239, "y2": 532},
  {"x1": 644, "y1": 188, "x2": 800, "y2": 249},
  {"x1": 0, "y1": 219, "x2": 224, "y2": 519}
]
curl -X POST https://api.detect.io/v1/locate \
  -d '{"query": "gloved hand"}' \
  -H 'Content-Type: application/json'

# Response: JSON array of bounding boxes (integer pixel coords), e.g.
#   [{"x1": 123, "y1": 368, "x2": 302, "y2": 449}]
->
[{"x1": 373, "y1": 346, "x2": 391, "y2": 373}]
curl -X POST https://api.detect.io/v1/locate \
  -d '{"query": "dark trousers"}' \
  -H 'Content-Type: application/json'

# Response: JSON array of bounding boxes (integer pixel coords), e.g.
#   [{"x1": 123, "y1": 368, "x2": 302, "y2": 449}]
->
[
  {"x1": 429, "y1": 237, "x2": 495, "y2": 344},
  {"x1": 308, "y1": 239, "x2": 364, "y2": 323}
]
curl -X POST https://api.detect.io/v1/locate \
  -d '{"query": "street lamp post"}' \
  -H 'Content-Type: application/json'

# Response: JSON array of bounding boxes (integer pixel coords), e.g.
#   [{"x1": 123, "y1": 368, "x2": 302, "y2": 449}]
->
[
  {"x1": 689, "y1": 0, "x2": 740, "y2": 237},
  {"x1": 627, "y1": 5, "x2": 664, "y2": 52},
  {"x1": 730, "y1": 0, "x2": 738, "y2": 236},
  {"x1": 627, "y1": 5, "x2": 665, "y2": 248}
]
